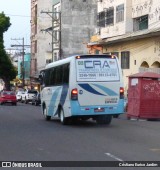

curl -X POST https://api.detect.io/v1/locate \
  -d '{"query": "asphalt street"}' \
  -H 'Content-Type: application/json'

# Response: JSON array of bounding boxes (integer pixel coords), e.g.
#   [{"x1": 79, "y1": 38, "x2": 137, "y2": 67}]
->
[{"x1": 0, "y1": 102, "x2": 160, "y2": 169}]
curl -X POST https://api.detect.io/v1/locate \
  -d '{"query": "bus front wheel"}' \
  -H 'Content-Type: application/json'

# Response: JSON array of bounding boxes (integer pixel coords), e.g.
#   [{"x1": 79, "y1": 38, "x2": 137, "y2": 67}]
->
[{"x1": 43, "y1": 106, "x2": 51, "y2": 121}]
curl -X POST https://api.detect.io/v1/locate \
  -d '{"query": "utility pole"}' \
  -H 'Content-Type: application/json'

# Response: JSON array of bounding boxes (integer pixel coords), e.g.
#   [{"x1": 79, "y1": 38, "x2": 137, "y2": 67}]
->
[
  {"x1": 41, "y1": 9, "x2": 61, "y2": 62},
  {"x1": 11, "y1": 38, "x2": 30, "y2": 88}
]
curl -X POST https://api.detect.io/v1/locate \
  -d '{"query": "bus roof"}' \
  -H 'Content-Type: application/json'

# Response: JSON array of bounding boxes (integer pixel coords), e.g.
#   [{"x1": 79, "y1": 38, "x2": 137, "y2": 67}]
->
[
  {"x1": 44, "y1": 54, "x2": 115, "y2": 70},
  {"x1": 45, "y1": 57, "x2": 73, "y2": 69}
]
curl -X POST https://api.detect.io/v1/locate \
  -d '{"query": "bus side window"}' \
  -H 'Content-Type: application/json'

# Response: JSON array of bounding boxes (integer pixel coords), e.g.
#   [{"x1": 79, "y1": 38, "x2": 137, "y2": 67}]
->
[
  {"x1": 44, "y1": 69, "x2": 51, "y2": 86},
  {"x1": 50, "y1": 68, "x2": 56, "y2": 86},
  {"x1": 63, "y1": 63, "x2": 70, "y2": 84},
  {"x1": 55, "y1": 66, "x2": 63, "y2": 85}
]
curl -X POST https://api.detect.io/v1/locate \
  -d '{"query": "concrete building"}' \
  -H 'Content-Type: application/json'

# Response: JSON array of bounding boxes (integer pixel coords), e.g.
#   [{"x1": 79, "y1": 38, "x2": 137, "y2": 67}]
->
[
  {"x1": 60, "y1": 0, "x2": 97, "y2": 58},
  {"x1": 30, "y1": 0, "x2": 53, "y2": 81},
  {"x1": 52, "y1": 0, "x2": 61, "y2": 61},
  {"x1": 30, "y1": 0, "x2": 97, "y2": 80},
  {"x1": 88, "y1": 0, "x2": 160, "y2": 93}
]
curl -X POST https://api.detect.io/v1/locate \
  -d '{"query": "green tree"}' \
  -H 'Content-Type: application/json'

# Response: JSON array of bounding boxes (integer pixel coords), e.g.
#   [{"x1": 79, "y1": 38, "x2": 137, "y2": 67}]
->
[{"x1": 0, "y1": 12, "x2": 17, "y2": 90}]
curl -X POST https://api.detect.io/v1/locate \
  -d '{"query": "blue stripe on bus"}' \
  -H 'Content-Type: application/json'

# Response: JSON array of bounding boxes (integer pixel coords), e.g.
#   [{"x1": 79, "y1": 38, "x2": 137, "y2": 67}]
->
[
  {"x1": 60, "y1": 85, "x2": 69, "y2": 105},
  {"x1": 78, "y1": 84, "x2": 105, "y2": 96},
  {"x1": 54, "y1": 85, "x2": 69, "y2": 116},
  {"x1": 93, "y1": 84, "x2": 118, "y2": 96},
  {"x1": 48, "y1": 87, "x2": 61, "y2": 116},
  {"x1": 70, "y1": 99, "x2": 124, "y2": 116}
]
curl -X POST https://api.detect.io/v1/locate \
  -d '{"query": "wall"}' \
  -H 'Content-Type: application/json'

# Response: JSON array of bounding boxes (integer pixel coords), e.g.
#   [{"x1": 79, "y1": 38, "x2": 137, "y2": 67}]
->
[
  {"x1": 35, "y1": 0, "x2": 53, "y2": 71},
  {"x1": 61, "y1": 0, "x2": 97, "y2": 58},
  {"x1": 53, "y1": 0, "x2": 60, "y2": 5},
  {"x1": 103, "y1": 36, "x2": 160, "y2": 92},
  {"x1": 18, "y1": 53, "x2": 31, "y2": 80},
  {"x1": 99, "y1": 0, "x2": 133, "y2": 39},
  {"x1": 52, "y1": 1, "x2": 61, "y2": 61},
  {"x1": 132, "y1": 0, "x2": 160, "y2": 29}
]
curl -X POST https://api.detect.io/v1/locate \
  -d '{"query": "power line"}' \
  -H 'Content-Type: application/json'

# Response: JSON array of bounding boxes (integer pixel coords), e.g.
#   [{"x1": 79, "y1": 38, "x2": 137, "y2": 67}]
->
[{"x1": 11, "y1": 38, "x2": 30, "y2": 88}]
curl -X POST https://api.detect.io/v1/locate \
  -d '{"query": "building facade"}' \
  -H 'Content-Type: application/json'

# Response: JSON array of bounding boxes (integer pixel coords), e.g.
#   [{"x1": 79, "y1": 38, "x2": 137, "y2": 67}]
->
[
  {"x1": 30, "y1": 0, "x2": 97, "y2": 78},
  {"x1": 30, "y1": 0, "x2": 53, "y2": 81},
  {"x1": 52, "y1": 0, "x2": 61, "y2": 61},
  {"x1": 60, "y1": 0, "x2": 97, "y2": 58},
  {"x1": 88, "y1": 0, "x2": 160, "y2": 93}
]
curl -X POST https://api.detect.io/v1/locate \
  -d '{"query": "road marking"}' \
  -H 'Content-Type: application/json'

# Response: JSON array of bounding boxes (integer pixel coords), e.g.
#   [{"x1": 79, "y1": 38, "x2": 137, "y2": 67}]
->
[
  {"x1": 150, "y1": 149, "x2": 160, "y2": 152},
  {"x1": 105, "y1": 153, "x2": 124, "y2": 162}
]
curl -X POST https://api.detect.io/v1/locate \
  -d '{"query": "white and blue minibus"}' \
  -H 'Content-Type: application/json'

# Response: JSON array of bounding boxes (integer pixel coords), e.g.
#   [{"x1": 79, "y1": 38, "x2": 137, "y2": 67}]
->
[{"x1": 39, "y1": 54, "x2": 124, "y2": 125}]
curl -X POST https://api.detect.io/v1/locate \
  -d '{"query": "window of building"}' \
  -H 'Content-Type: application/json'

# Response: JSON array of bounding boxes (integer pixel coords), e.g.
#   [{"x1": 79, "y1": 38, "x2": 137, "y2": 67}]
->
[
  {"x1": 133, "y1": 15, "x2": 148, "y2": 31},
  {"x1": 111, "y1": 52, "x2": 119, "y2": 59},
  {"x1": 46, "y1": 59, "x2": 52, "y2": 64},
  {"x1": 95, "y1": 50, "x2": 99, "y2": 54},
  {"x1": 97, "y1": 11, "x2": 105, "y2": 27},
  {"x1": 121, "y1": 51, "x2": 130, "y2": 69},
  {"x1": 54, "y1": 31, "x2": 58, "y2": 41},
  {"x1": 105, "y1": 7, "x2": 114, "y2": 26},
  {"x1": 54, "y1": 7, "x2": 58, "y2": 20},
  {"x1": 116, "y1": 4, "x2": 124, "y2": 23},
  {"x1": 34, "y1": 40, "x2": 37, "y2": 53},
  {"x1": 34, "y1": 5, "x2": 37, "y2": 34},
  {"x1": 134, "y1": 60, "x2": 136, "y2": 65},
  {"x1": 54, "y1": 52, "x2": 58, "y2": 61}
]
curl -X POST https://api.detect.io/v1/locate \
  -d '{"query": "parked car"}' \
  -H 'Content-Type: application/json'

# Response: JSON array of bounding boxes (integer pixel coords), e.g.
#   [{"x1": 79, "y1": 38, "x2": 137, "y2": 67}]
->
[
  {"x1": 0, "y1": 91, "x2": 17, "y2": 105},
  {"x1": 21, "y1": 90, "x2": 38, "y2": 104},
  {"x1": 16, "y1": 90, "x2": 25, "y2": 101},
  {"x1": 31, "y1": 93, "x2": 41, "y2": 106}
]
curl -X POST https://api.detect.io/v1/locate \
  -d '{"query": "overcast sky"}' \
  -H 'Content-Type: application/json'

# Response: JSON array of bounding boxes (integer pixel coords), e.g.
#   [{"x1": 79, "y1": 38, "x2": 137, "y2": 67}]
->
[{"x1": 0, "y1": 0, "x2": 31, "y2": 51}]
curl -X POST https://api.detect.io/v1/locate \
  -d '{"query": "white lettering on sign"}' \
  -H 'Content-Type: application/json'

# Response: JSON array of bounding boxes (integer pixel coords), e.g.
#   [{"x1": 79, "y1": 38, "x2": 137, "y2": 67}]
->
[{"x1": 76, "y1": 58, "x2": 120, "y2": 82}]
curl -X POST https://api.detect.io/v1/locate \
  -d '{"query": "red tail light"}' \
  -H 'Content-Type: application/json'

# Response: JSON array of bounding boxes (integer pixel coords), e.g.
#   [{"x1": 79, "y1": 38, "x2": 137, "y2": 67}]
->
[
  {"x1": 120, "y1": 87, "x2": 124, "y2": 99},
  {"x1": 71, "y1": 88, "x2": 78, "y2": 100}
]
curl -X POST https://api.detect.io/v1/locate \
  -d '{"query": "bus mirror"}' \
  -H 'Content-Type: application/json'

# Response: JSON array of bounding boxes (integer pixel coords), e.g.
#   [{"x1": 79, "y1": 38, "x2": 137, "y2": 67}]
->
[{"x1": 38, "y1": 75, "x2": 43, "y2": 85}]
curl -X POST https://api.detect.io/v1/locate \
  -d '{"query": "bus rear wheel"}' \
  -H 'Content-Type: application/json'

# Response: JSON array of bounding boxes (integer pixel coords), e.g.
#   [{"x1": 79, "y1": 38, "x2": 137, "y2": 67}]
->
[
  {"x1": 60, "y1": 109, "x2": 69, "y2": 125},
  {"x1": 43, "y1": 106, "x2": 51, "y2": 121},
  {"x1": 96, "y1": 115, "x2": 112, "y2": 125}
]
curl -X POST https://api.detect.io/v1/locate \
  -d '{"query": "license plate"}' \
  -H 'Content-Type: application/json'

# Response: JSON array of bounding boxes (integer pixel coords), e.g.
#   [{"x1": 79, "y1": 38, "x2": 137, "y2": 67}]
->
[
  {"x1": 7, "y1": 101, "x2": 12, "y2": 102},
  {"x1": 94, "y1": 108, "x2": 104, "y2": 112}
]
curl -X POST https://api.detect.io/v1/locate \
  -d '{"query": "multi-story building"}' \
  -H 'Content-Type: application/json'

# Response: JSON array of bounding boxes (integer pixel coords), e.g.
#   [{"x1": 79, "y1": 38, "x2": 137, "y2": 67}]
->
[
  {"x1": 88, "y1": 0, "x2": 160, "y2": 93},
  {"x1": 60, "y1": 0, "x2": 97, "y2": 58},
  {"x1": 30, "y1": 0, "x2": 53, "y2": 84},
  {"x1": 30, "y1": 0, "x2": 97, "y2": 81},
  {"x1": 52, "y1": 0, "x2": 61, "y2": 61}
]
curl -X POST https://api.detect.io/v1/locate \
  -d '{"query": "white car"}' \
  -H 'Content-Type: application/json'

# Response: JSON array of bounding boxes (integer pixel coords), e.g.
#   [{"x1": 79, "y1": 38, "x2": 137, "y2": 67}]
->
[
  {"x1": 16, "y1": 90, "x2": 25, "y2": 101},
  {"x1": 21, "y1": 90, "x2": 38, "y2": 104}
]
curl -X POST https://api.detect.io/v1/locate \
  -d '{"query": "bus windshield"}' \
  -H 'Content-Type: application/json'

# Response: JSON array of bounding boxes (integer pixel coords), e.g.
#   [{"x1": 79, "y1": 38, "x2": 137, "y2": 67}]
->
[{"x1": 76, "y1": 57, "x2": 120, "y2": 82}]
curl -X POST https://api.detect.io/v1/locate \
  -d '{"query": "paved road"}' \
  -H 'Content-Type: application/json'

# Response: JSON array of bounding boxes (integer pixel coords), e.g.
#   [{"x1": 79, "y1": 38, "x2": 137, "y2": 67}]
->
[{"x1": 0, "y1": 102, "x2": 160, "y2": 169}]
